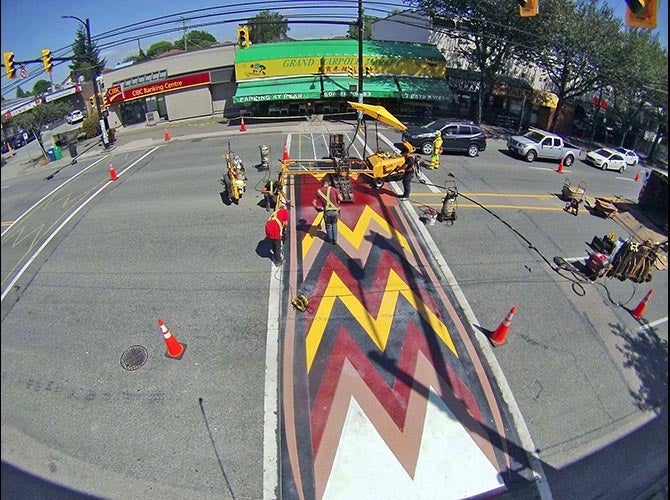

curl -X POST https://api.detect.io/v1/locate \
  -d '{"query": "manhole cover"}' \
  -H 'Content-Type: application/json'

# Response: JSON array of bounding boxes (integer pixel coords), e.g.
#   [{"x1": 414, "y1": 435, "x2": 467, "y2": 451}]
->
[{"x1": 120, "y1": 345, "x2": 148, "y2": 371}]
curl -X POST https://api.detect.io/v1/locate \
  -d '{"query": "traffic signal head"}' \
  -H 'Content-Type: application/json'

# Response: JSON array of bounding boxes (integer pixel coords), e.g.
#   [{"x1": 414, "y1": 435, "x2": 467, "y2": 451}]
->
[
  {"x1": 518, "y1": 0, "x2": 539, "y2": 17},
  {"x1": 365, "y1": 65, "x2": 372, "y2": 77},
  {"x1": 237, "y1": 26, "x2": 251, "y2": 48},
  {"x1": 625, "y1": 0, "x2": 657, "y2": 29},
  {"x1": 41, "y1": 49, "x2": 53, "y2": 74},
  {"x1": 347, "y1": 65, "x2": 355, "y2": 78},
  {"x1": 4, "y1": 51, "x2": 16, "y2": 79},
  {"x1": 89, "y1": 95, "x2": 96, "y2": 110}
]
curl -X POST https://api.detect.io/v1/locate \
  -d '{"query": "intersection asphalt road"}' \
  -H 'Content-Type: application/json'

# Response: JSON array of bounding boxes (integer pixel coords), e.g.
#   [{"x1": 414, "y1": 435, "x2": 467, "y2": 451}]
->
[{"x1": 1, "y1": 116, "x2": 667, "y2": 499}]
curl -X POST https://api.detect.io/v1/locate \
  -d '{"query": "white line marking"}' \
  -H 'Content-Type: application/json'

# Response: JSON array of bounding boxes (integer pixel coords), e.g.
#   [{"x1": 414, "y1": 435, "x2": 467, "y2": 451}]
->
[
  {"x1": 636, "y1": 316, "x2": 668, "y2": 334},
  {"x1": 1, "y1": 147, "x2": 160, "y2": 302},
  {"x1": 1, "y1": 156, "x2": 108, "y2": 236},
  {"x1": 263, "y1": 266, "x2": 281, "y2": 500}
]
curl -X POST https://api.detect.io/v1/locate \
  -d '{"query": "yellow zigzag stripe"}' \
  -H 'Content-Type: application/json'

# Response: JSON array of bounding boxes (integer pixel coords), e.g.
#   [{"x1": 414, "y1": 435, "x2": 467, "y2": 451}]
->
[
  {"x1": 302, "y1": 205, "x2": 412, "y2": 258},
  {"x1": 306, "y1": 269, "x2": 458, "y2": 372}
]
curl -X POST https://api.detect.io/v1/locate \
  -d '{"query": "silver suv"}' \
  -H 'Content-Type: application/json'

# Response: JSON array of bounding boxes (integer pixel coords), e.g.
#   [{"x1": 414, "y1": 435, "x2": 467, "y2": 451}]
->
[{"x1": 401, "y1": 120, "x2": 488, "y2": 157}]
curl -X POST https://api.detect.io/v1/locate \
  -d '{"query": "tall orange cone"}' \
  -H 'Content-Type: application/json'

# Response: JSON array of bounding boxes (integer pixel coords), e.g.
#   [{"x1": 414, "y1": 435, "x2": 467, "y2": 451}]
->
[
  {"x1": 631, "y1": 289, "x2": 653, "y2": 320},
  {"x1": 282, "y1": 142, "x2": 290, "y2": 161},
  {"x1": 490, "y1": 306, "x2": 516, "y2": 346},
  {"x1": 164, "y1": 128, "x2": 171, "y2": 142},
  {"x1": 157, "y1": 318, "x2": 186, "y2": 359},
  {"x1": 556, "y1": 157, "x2": 564, "y2": 174},
  {"x1": 108, "y1": 161, "x2": 118, "y2": 181},
  {"x1": 240, "y1": 116, "x2": 247, "y2": 132},
  {"x1": 634, "y1": 170, "x2": 640, "y2": 182}
]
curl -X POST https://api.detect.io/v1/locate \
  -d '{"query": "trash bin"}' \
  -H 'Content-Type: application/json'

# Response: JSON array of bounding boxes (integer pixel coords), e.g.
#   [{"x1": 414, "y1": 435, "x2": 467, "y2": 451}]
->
[
  {"x1": 53, "y1": 145, "x2": 63, "y2": 160},
  {"x1": 47, "y1": 148, "x2": 56, "y2": 161},
  {"x1": 68, "y1": 142, "x2": 78, "y2": 158}
]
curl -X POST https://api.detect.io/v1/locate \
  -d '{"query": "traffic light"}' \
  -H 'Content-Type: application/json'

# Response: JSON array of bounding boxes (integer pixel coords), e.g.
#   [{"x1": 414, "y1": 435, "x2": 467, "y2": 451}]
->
[
  {"x1": 237, "y1": 26, "x2": 251, "y2": 49},
  {"x1": 625, "y1": 0, "x2": 657, "y2": 29},
  {"x1": 89, "y1": 96, "x2": 96, "y2": 110},
  {"x1": 3, "y1": 51, "x2": 16, "y2": 79},
  {"x1": 365, "y1": 65, "x2": 372, "y2": 77},
  {"x1": 41, "y1": 49, "x2": 53, "y2": 74},
  {"x1": 518, "y1": 0, "x2": 539, "y2": 17},
  {"x1": 347, "y1": 65, "x2": 355, "y2": 78}
]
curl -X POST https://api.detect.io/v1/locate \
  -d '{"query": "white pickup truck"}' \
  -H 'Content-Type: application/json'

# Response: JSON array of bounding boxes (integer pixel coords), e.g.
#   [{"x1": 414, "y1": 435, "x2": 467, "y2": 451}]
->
[{"x1": 507, "y1": 129, "x2": 585, "y2": 166}]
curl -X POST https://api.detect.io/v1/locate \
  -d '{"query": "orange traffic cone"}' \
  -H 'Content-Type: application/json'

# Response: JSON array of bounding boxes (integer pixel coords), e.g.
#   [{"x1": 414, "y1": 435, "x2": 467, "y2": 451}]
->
[
  {"x1": 631, "y1": 289, "x2": 653, "y2": 320},
  {"x1": 556, "y1": 157, "x2": 564, "y2": 174},
  {"x1": 282, "y1": 142, "x2": 290, "y2": 161},
  {"x1": 108, "y1": 161, "x2": 118, "y2": 181},
  {"x1": 157, "y1": 318, "x2": 186, "y2": 359},
  {"x1": 240, "y1": 116, "x2": 247, "y2": 132},
  {"x1": 490, "y1": 306, "x2": 516, "y2": 346},
  {"x1": 634, "y1": 170, "x2": 640, "y2": 182},
  {"x1": 164, "y1": 128, "x2": 171, "y2": 142}
]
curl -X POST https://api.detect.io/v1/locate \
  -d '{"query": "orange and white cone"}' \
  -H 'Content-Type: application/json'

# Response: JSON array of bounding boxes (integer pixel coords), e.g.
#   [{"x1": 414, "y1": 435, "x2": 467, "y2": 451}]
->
[
  {"x1": 109, "y1": 161, "x2": 118, "y2": 181},
  {"x1": 634, "y1": 170, "x2": 640, "y2": 182},
  {"x1": 282, "y1": 142, "x2": 290, "y2": 161},
  {"x1": 490, "y1": 306, "x2": 516, "y2": 346},
  {"x1": 631, "y1": 289, "x2": 653, "y2": 320},
  {"x1": 556, "y1": 157, "x2": 564, "y2": 174},
  {"x1": 164, "y1": 128, "x2": 171, "y2": 141},
  {"x1": 157, "y1": 318, "x2": 186, "y2": 359},
  {"x1": 240, "y1": 116, "x2": 247, "y2": 132}
]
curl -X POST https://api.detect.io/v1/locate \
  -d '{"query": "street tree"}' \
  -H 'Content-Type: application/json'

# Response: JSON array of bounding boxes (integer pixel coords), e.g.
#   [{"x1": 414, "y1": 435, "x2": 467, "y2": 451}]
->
[
  {"x1": 32, "y1": 80, "x2": 52, "y2": 96},
  {"x1": 346, "y1": 14, "x2": 377, "y2": 40},
  {"x1": 15, "y1": 87, "x2": 29, "y2": 98},
  {"x1": 415, "y1": 0, "x2": 536, "y2": 124},
  {"x1": 247, "y1": 10, "x2": 290, "y2": 43},
  {"x1": 146, "y1": 41, "x2": 174, "y2": 58},
  {"x1": 525, "y1": 0, "x2": 622, "y2": 132},
  {"x1": 607, "y1": 29, "x2": 668, "y2": 147},
  {"x1": 173, "y1": 30, "x2": 217, "y2": 51},
  {"x1": 11, "y1": 100, "x2": 70, "y2": 155},
  {"x1": 68, "y1": 26, "x2": 106, "y2": 82}
]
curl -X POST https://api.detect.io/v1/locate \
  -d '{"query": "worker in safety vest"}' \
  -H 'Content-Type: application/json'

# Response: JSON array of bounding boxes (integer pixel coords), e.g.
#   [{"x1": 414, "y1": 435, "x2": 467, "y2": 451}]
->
[
  {"x1": 312, "y1": 177, "x2": 343, "y2": 245},
  {"x1": 265, "y1": 203, "x2": 289, "y2": 266},
  {"x1": 429, "y1": 130, "x2": 443, "y2": 169}
]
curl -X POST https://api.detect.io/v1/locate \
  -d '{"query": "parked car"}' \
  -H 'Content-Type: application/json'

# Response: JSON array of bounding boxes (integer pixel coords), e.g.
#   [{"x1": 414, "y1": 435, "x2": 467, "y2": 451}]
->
[
  {"x1": 401, "y1": 120, "x2": 487, "y2": 157},
  {"x1": 585, "y1": 148, "x2": 627, "y2": 172},
  {"x1": 612, "y1": 147, "x2": 639, "y2": 166},
  {"x1": 66, "y1": 110, "x2": 84, "y2": 124}
]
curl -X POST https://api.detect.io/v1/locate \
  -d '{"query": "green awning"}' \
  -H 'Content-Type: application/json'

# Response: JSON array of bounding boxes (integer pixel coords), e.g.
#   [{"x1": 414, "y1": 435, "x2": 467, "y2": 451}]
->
[
  {"x1": 233, "y1": 76, "x2": 322, "y2": 103},
  {"x1": 396, "y1": 77, "x2": 453, "y2": 102},
  {"x1": 323, "y1": 76, "x2": 401, "y2": 99}
]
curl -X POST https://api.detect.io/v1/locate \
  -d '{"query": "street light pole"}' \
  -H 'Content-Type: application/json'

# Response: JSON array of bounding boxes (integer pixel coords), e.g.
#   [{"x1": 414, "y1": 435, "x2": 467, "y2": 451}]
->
[{"x1": 61, "y1": 15, "x2": 110, "y2": 148}]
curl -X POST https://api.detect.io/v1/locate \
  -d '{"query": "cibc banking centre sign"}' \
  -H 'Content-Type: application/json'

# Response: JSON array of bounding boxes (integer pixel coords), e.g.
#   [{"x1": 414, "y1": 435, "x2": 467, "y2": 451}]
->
[{"x1": 106, "y1": 72, "x2": 211, "y2": 104}]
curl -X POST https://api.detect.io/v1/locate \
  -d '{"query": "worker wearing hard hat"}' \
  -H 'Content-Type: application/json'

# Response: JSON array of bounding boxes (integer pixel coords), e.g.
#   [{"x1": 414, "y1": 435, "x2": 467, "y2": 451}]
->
[{"x1": 429, "y1": 130, "x2": 443, "y2": 169}]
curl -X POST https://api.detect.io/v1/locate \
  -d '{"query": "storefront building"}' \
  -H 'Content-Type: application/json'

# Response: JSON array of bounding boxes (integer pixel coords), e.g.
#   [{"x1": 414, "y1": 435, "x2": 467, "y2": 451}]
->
[
  {"x1": 100, "y1": 39, "x2": 455, "y2": 126},
  {"x1": 232, "y1": 39, "x2": 452, "y2": 119},
  {"x1": 101, "y1": 44, "x2": 238, "y2": 127}
]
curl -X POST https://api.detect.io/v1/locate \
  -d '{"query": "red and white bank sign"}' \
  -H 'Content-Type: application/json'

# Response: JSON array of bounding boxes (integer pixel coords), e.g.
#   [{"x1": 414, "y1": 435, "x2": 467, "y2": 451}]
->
[{"x1": 109, "y1": 73, "x2": 211, "y2": 103}]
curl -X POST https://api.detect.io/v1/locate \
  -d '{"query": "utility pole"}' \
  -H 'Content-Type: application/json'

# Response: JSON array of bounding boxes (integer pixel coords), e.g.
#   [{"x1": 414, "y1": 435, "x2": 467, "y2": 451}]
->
[
  {"x1": 62, "y1": 15, "x2": 110, "y2": 148},
  {"x1": 181, "y1": 17, "x2": 188, "y2": 51}
]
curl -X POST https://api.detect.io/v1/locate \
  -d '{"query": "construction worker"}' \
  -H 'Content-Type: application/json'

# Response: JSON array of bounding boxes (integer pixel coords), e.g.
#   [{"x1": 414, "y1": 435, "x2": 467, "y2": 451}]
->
[
  {"x1": 265, "y1": 203, "x2": 289, "y2": 266},
  {"x1": 262, "y1": 175, "x2": 281, "y2": 212},
  {"x1": 312, "y1": 177, "x2": 343, "y2": 245},
  {"x1": 429, "y1": 130, "x2": 443, "y2": 169},
  {"x1": 400, "y1": 147, "x2": 416, "y2": 200}
]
